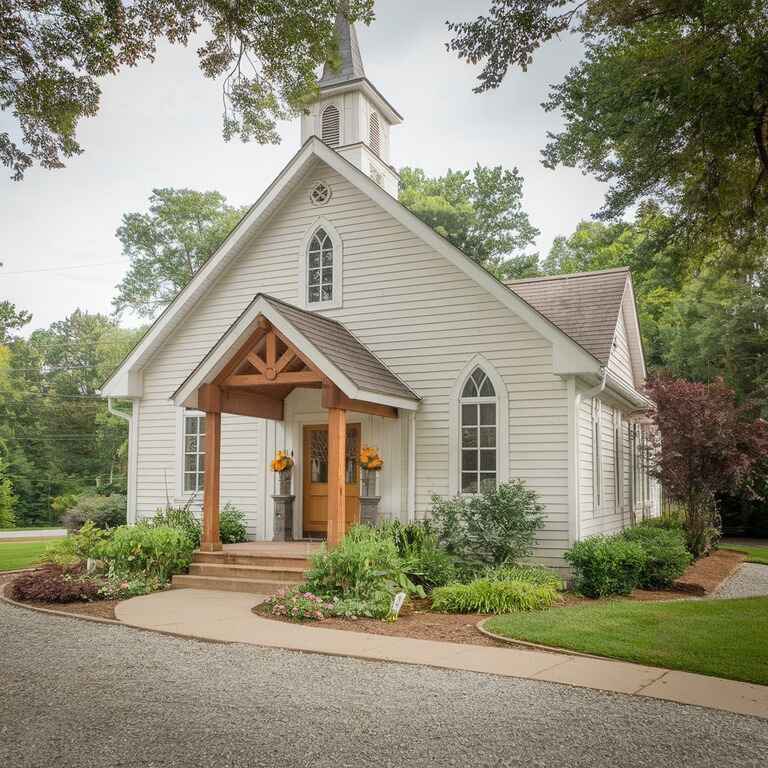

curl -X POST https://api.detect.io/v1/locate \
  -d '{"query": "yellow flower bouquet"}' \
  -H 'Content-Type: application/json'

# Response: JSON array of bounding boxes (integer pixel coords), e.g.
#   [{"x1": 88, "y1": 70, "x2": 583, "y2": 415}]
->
[
  {"x1": 360, "y1": 446, "x2": 383, "y2": 471},
  {"x1": 271, "y1": 450, "x2": 294, "y2": 473}
]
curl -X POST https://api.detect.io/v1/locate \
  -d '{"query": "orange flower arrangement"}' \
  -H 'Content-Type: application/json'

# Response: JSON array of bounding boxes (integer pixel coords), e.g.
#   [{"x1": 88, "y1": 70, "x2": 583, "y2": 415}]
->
[
  {"x1": 271, "y1": 450, "x2": 294, "y2": 473},
  {"x1": 360, "y1": 446, "x2": 383, "y2": 471}
]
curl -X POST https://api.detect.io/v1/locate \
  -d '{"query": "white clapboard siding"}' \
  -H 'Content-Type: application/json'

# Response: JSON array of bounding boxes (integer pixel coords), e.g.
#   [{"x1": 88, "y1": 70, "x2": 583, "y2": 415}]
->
[
  {"x1": 607, "y1": 309, "x2": 635, "y2": 389},
  {"x1": 135, "y1": 161, "x2": 571, "y2": 564}
]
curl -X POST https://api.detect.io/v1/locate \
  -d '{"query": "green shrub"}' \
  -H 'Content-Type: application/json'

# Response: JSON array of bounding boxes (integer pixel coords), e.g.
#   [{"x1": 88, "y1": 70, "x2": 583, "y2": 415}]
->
[
  {"x1": 144, "y1": 504, "x2": 201, "y2": 547},
  {"x1": 103, "y1": 525, "x2": 194, "y2": 581},
  {"x1": 430, "y1": 481, "x2": 544, "y2": 570},
  {"x1": 639, "y1": 514, "x2": 684, "y2": 532},
  {"x1": 305, "y1": 525, "x2": 422, "y2": 607},
  {"x1": 10, "y1": 564, "x2": 99, "y2": 603},
  {"x1": 97, "y1": 574, "x2": 167, "y2": 600},
  {"x1": 41, "y1": 521, "x2": 111, "y2": 566},
  {"x1": 377, "y1": 520, "x2": 456, "y2": 589},
  {"x1": 622, "y1": 526, "x2": 693, "y2": 588},
  {"x1": 61, "y1": 494, "x2": 126, "y2": 532},
  {"x1": 431, "y1": 578, "x2": 558, "y2": 614},
  {"x1": 263, "y1": 588, "x2": 390, "y2": 621},
  {"x1": 219, "y1": 504, "x2": 247, "y2": 544},
  {"x1": 483, "y1": 564, "x2": 564, "y2": 591},
  {"x1": 565, "y1": 535, "x2": 647, "y2": 597}
]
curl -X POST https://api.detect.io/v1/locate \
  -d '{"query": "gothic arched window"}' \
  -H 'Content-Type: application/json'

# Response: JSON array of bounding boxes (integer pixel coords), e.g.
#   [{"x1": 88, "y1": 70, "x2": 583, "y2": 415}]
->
[
  {"x1": 307, "y1": 227, "x2": 334, "y2": 304},
  {"x1": 459, "y1": 366, "x2": 497, "y2": 494}
]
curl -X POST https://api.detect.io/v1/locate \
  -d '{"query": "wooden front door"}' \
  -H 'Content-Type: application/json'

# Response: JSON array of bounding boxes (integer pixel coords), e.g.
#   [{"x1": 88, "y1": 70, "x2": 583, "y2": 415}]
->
[{"x1": 302, "y1": 423, "x2": 360, "y2": 538}]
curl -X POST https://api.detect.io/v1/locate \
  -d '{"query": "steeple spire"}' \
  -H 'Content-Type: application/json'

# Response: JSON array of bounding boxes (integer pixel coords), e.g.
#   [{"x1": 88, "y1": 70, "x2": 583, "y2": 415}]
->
[{"x1": 319, "y1": 8, "x2": 366, "y2": 87}]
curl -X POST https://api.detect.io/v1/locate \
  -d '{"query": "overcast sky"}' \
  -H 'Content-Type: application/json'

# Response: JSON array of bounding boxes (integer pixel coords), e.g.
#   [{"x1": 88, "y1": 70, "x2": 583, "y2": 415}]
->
[{"x1": 1, "y1": 0, "x2": 608, "y2": 333}]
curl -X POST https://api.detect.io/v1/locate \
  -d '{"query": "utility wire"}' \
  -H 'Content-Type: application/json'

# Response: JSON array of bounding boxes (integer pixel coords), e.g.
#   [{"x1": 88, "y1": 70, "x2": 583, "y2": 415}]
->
[{"x1": 1, "y1": 260, "x2": 125, "y2": 276}]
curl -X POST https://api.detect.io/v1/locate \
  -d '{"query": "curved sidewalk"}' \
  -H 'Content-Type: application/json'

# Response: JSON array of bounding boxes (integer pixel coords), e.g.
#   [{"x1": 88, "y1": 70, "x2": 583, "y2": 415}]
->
[{"x1": 116, "y1": 588, "x2": 768, "y2": 720}]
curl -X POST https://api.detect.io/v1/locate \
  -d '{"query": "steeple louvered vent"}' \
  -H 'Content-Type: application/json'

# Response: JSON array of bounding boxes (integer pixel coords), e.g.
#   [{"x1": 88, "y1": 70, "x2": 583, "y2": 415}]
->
[
  {"x1": 321, "y1": 105, "x2": 341, "y2": 147},
  {"x1": 369, "y1": 112, "x2": 381, "y2": 156}
]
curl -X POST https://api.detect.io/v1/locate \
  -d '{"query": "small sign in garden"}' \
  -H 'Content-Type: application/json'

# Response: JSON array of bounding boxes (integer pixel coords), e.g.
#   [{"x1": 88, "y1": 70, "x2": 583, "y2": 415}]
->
[{"x1": 387, "y1": 591, "x2": 406, "y2": 622}]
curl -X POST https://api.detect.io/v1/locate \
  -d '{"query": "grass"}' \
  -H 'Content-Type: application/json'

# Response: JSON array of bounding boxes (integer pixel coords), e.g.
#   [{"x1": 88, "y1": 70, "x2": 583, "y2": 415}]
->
[
  {"x1": 0, "y1": 539, "x2": 63, "y2": 572},
  {"x1": 720, "y1": 544, "x2": 768, "y2": 565},
  {"x1": 485, "y1": 597, "x2": 768, "y2": 686}
]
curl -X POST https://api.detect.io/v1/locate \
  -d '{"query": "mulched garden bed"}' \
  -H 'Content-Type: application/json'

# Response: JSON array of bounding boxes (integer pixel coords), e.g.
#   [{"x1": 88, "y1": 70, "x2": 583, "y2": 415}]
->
[
  {"x1": 253, "y1": 549, "x2": 748, "y2": 646},
  {"x1": 0, "y1": 573, "x2": 119, "y2": 621}
]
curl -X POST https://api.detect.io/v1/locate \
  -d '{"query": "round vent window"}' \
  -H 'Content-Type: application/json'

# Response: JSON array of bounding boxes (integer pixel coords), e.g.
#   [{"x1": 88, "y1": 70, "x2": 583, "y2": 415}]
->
[{"x1": 310, "y1": 182, "x2": 332, "y2": 206}]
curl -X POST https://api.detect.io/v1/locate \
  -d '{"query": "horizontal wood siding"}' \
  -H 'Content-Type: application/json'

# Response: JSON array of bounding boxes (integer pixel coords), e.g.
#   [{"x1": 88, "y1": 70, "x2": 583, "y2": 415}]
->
[
  {"x1": 607, "y1": 310, "x2": 635, "y2": 389},
  {"x1": 135, "y1": 161, "x2": 571, "y2": 563}
]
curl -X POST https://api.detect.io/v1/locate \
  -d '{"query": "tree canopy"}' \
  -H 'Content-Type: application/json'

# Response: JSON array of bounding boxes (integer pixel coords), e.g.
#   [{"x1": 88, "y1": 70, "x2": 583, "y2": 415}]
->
[
  {"x1": 1, "y1": 1, "x2": 374, "y2": 180},
  {"x1": 113, "y1": 188, "x2": 248, "y2": 318},
  {"x1": 448, "y1": 1, "x2": 768, "y2": 253},
  {"x1": 399, "y1": 164, "x2": 540, "y2": 278}
]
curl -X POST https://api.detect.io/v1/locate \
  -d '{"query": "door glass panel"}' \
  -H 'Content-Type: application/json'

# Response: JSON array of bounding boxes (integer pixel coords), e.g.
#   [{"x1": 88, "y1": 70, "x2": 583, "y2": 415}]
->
[
  {"x1": 310, "y1": 430, "x2": 328, "y2": 483},
  {"x1": 345, "y1": 426, "x2": 359, "y2": 484}
]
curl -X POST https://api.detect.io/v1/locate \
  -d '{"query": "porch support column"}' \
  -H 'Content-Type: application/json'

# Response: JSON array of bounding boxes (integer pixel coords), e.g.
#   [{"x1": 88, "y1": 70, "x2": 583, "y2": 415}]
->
[
  {"x1": 199, "y1": 384, "x2": 223, "y2": 552},
  {"x1": 327, "y1": 406, "x2": 347, "y2": 547}
]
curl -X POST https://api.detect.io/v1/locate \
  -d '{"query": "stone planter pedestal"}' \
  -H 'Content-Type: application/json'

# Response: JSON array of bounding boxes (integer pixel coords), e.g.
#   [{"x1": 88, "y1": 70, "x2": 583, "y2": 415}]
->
[
  {"x1": 360, "y1": 469, "x2": 382, "y2": 525},
  {"x1": 272, "y1": 469, "x2": 294, "y2": 541}
]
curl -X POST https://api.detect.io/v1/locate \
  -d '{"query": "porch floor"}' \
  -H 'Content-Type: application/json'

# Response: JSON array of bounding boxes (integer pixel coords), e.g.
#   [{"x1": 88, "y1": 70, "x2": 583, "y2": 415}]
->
[{"x1": 218, "y1": 541, "x2": 324, "y2": 557}]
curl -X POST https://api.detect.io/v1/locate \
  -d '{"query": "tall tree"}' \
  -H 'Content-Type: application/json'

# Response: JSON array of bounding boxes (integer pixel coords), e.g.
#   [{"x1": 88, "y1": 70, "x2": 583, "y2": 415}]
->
[
  {"x1": 0, "y1": 455, "x2": 16, "y2": 528},
  {"x1": 113, "y1": 188, "x2": 248, "y2": 318},
  {"x1": 448, "y1": 1, "x2": 768, "y2": 254},
  {"x1": 0, "y1": 301, "x2": 32, "y2": 344},
  {"x1": 1, "y1": 1, "x2": 374, "y2": 180},
  {"x1": 399, "y1": 165, "x2": 540, "y2": 278}
]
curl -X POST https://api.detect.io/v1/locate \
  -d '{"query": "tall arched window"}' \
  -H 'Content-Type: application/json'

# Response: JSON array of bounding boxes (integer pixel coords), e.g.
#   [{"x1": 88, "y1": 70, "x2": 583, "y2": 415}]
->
[
  {"x1": 307, "y1": 227, "x2": 334, "y2": 303},
  {"x1": 460, "y1": 366, "x2": 497, "y2": 494},
  {"x1": 369, "y1": 112, "x2": 381, "y2": 156},
  {"x1": 321, "y1": 104, "x2": 340, "y2": 146}
]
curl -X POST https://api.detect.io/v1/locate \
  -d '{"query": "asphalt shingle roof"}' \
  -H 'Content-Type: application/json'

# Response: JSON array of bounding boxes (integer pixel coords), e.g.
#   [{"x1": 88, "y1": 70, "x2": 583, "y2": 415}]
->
[
  {"x1": 262, "y1": 296, "x2": 419, "y2": 402},
  {"x1": 505, "y1": 268, "x2": 630, "y2": 365},
  {"x1": 318, "y1": 12, "x2": 366, "y2": 88}
]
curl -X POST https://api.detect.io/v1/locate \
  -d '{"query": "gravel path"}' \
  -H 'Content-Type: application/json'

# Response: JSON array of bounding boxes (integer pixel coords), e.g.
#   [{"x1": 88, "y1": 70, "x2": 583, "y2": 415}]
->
[
  {"x1": 714, "y1": 563, "x2": 768, "y2": 599},
  {"x1": 1, "y1": 601, "x2": 767, "y2": 768}
]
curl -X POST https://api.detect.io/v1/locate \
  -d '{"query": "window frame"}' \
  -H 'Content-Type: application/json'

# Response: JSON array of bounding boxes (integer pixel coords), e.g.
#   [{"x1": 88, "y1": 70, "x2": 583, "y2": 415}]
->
[
  {"x1": 298, "y1": 217, "x2": 343, "y2": 310},
  {"x1": 459, "y1": 368, "x2": 498, "y2": 495},
  {"x1": 176, "y1": 408, "x2": 206, "y2": 501},
  {"x1": 448, "y1": 355, "x2": 509, "y2": 497},
  {"x1": 614, "y1": 410, "x2": 623, "y2": 512},
  {"x1": 592, "y1": 399, "x2": 603, "y2": 512}
]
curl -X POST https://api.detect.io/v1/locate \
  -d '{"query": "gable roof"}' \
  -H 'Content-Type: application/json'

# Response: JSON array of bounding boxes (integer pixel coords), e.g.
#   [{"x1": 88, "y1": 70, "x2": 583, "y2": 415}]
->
[
  {"x1": 101, "y1": 137, "x2": 605, "y2": 400},
  {"x1": 505, "y1": 268, "x2": 630, "y2": 365},
  {"x1": 172, "y1": 294, "x2": 419, "y2": 411}
]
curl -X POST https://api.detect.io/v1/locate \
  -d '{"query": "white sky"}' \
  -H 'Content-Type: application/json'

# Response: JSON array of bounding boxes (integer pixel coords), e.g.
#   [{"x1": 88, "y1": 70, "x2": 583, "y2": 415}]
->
[{"x1": 0, "y1": 0, "x2": 608, "y2": 333}]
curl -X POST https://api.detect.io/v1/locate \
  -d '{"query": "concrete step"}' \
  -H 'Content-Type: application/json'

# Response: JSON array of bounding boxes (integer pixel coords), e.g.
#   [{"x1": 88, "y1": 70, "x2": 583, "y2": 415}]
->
[
  {"x1": 188, "y1": 562, "x2": 305, "y2": 582},
  {"x1": 171, "y1": 574, "x2": 295, "y2": 595},
  {"x1": 191, "y1": 552, "x2": 313, "y2": 570}
]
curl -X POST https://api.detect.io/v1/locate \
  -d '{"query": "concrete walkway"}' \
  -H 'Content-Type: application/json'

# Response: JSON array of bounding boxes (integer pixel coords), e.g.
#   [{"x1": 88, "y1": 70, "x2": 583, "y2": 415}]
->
[
  {"x1": 116, "y1": 589, "x2": 768, "y2": 720},
  {"x1": 0, "y1": 528, "x2": 66, "y2": 540}
]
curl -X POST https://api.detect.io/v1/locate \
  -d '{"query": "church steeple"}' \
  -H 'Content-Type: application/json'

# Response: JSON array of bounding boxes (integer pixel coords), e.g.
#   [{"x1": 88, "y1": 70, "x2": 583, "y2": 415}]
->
[
  {"x1": 301, "y1": 9, "x2": 402, "y2": 198},
  {"x1": 318, "y1": 10, "x2": 366, "y2": 87}
]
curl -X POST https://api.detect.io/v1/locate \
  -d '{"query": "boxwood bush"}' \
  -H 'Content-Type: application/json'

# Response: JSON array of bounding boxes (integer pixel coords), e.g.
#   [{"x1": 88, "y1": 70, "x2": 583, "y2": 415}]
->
[
  {"x1": 622, "y1": 525, "x2": 692, "y2": 588},
  {"x1": 103, "y1": 525, "x2": 194, "y2": 581},
  {"x1": 431, "y1": 578, "x2": 558, "y2": 614},
  {"x1": 565, "y1": 535, "x2": 647, "y2": 597}
]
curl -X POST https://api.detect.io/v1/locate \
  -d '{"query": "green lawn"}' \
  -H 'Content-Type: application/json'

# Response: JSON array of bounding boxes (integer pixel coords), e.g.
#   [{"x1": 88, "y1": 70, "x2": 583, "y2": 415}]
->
[
  {"x1": 0, "y1": 539, "x2": 62, "y2": 572},
  {"x1": 721, "y1": 544, "x2": 768, "y2": 565},
  {"x1": 485, "y1": 597, "x2": 768, "y2": 686}
]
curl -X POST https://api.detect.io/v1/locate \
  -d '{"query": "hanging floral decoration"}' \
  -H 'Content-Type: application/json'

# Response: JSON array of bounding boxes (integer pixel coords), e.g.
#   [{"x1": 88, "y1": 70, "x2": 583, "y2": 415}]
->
[
  {"x1": 271, "y1": 450, "x2": 294, "y2": 472},
  {"x1": 360, "y1": 446, "x2": 383, "y2": 471}
]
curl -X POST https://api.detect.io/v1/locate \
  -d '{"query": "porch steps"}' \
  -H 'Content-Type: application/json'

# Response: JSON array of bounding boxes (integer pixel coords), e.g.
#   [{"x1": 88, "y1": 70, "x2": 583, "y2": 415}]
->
[{"x1": 170, "y1": 547, "x2": 314, "y2": 595}]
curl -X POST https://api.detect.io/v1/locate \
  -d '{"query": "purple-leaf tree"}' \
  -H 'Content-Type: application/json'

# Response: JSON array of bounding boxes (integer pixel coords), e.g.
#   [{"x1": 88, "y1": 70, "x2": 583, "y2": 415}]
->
[{"x1": 646, "y1": 375, "x2": 768, "y2": 556}]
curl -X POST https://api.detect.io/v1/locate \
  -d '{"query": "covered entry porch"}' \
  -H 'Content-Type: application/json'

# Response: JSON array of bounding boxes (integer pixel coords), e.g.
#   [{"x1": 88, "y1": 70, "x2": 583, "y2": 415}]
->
[{"x1": 172, "y1": 294, "x2": 420, "y2": 552}]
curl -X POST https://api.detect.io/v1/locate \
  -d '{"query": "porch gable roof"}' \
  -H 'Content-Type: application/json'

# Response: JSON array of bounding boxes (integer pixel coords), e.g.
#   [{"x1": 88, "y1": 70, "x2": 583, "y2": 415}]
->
[{"x1": 172, "y1": 294, "x2": 420, "y2": 411}]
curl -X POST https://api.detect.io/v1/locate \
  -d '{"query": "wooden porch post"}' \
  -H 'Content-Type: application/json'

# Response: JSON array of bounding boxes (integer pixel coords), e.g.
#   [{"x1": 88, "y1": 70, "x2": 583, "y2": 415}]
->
[
  {"x1": 199, "y1": 385, "x2": 223, "y2": 552},
  {"x1": 326, "y1": 406, "x2": 347, "y2": 547}
]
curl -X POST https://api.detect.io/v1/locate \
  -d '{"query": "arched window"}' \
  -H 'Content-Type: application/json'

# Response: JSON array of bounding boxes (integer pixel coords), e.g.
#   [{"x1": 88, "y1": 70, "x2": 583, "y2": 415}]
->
[
  {"x1": 321, "y1": 104, "x2": 340, "y2": 147},
  {"x1": 369, "y1": 112, "x2": 381, "y2": 156},
  {"x1": 459, "y1": 366, "x2": 497, "y2": 494},
  {"x1": 307, "y1": 227, "x2": 334, "y2": 304}
]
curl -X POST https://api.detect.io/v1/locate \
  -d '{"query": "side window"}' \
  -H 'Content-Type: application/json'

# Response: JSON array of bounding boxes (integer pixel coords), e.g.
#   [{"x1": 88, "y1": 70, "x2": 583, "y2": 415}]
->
[
  {"x1": 593, "y1": 400, "x2": 602, "y2": 510},
  {"x1": 307, "y1": 227, "x2": 334, "y2": 304},
  {"x1": 459, "y1": 367, "x2": 497, "y2": 494},
  {"x1": 183, "y1": 412, "x2": 206, "y2": 493}
]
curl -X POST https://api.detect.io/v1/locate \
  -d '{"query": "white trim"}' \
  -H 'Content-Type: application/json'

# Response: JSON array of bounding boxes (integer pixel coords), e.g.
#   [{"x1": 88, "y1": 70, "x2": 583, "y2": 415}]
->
[
  {"x1": 101, "y1": 137, "x2": 602, "y2": 400},
  {"x1": 567, "y1": 378, "x2": 580, "y2": 545},
  {"x1": 407, "y1": 411, "x2": 416, "y2": 521},
  {"x1": 172, "y1": 295, "x2": 418, "y2": 412},
  {"x1": 592, "y1": 399, "x2": 603, "y2": 514},
  {"x1": 107, "y1": 398, "x2": 140, "y2": 525},
  {"x1": 297, "y1": 217, "x2": 343, "y2": 310},
  {"x1": 448, "y1": 354, "x2": 509, "y2": 497}
]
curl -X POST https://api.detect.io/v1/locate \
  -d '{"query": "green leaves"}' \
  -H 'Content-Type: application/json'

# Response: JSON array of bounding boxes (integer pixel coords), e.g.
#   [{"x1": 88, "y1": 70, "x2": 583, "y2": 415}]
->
[
  {"x1": 399, "y1": 164, "x2": 539, "y2": 278},
  {"x1": 113, "y1": 188, "x2": 248, "y2": 318}
]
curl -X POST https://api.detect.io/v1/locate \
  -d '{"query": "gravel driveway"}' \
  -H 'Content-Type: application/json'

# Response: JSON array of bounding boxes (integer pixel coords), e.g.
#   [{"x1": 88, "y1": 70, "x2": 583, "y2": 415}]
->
[{"x1": 1, "y1": 601, "x2": 766, "y2": 768}]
